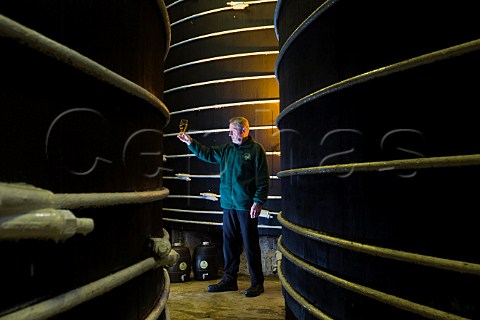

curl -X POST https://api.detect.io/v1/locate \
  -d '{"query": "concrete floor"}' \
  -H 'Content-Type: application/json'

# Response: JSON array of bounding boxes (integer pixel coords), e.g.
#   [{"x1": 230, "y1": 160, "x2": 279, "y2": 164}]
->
[{"x1": 167, "y1": 274, "x2": 285, "y2": 319}]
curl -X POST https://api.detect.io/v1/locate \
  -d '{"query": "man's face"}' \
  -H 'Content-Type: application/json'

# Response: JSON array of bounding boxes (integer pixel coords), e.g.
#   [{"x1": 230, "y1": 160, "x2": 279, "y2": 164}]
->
[{"x1": 229, "y1": 123, "x2": 244, "y2": 145}]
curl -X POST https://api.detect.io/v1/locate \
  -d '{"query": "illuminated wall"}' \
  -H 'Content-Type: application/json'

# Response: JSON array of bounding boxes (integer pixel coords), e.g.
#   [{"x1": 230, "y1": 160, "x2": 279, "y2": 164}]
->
[{"x1": 162, "y1": 0, "x2": 282, "y2": 237}]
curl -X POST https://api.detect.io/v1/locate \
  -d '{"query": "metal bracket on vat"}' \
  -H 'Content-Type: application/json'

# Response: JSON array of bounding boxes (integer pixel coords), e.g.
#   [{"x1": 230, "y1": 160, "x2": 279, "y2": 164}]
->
[
  {"x1": 151, "y1": 229, "x2": 180, "y2": 268},
  {"x1": 0, "y1": 209, "x2": 93, "y2": 242}
]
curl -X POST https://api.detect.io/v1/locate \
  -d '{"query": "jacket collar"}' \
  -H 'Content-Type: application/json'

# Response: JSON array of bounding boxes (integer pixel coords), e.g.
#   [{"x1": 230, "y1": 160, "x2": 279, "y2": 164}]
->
[{"x1": 232, "y1": 136, "x2": 254, "y2": 149}]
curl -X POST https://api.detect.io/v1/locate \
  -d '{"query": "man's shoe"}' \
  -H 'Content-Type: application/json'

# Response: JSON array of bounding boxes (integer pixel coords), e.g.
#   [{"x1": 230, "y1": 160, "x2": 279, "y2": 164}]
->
[
  {"x1": 244, "y1": 284, "x2": 264, "y2": 297},
  {"x1": 207, "y1": 280, "x2": 238, "y2": 292}
]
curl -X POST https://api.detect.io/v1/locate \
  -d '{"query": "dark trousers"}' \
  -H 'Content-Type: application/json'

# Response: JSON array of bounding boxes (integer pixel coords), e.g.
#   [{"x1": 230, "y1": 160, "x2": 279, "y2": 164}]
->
[{"x1": 222, "y1": 209, "x2": 264, "y2": 286}]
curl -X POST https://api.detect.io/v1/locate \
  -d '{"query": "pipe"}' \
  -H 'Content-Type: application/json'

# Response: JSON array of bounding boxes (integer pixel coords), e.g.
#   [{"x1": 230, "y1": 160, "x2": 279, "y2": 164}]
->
[
  {"x1": 163, "y1": 207, "x2": 278, "y2": 218},
  {"x1": 165, "y1": 306, "x2": 171, "y2": 320},
  {"x1": 163, "y1": 208, "x2": 223, "y2": 215},
  {"x1": 170, "y1": 1, "x2": 277, "y2": 27},
  {"x1": 170, "y1": 25, "x2": 275, "y2": 49},
  {"x1": 163, "y1": 125, "x2": 276, "y2": 137},
  {"x1": 273, "y1": 0, "x2": 284, "y2": 40},
  {"x1": 167, "y1": 173, "x2": 280, "y2": 180},
  {"x1": 164, "y1": 151, "x2": 281, "y2": 158},
  {"x1": 277, "y1": 236, "x2": 469, "y2": 320},
  {"x1": 143, "y1": 268, "x2": 171, "y2": 320},
  {"x1": 171, "y1": 7, "x2": 233, "y2": 27},
  {"x1": 169, "y1": 99, "x2": 279, "y2": 115},
  {"x1": 0, "y1": 14, "x2": 170, "y2": 126},
  {"x1": 166, "y1": 194, "x2": 280, "y2": 201},
  {"x1": 164, "y1": 74, "x2": 276, "y2": 94},
  {"x1": 0, "y1": 182, "x2": 169, "y2": 216},
  {"x1": 165, "y1": 52, "x2": 279, "y2": 73},
  {"x1": 274, "y1": 0, "x2": 338, "y2": 79},
  {"x1": 277, "y1": 212, "x2": 480, "y2": 276},
  {"x1": 0, "y1": 230, "x2": 177, "y2": 320},
  {"x1": 154, "y1": 0, "x2": 171, "y2": 60},
  {"x1": 163, "y1": 217, "x2": 281, "y2": 229},
  {"x1": 276, "y1": 39, "x2": 480, "y2": 127},
  {"x1": 167, "y1": 195, "x2": 216, "y2": 200},
  {"x1": 276, "y1": 154, "x2": 480, "y2": 178},
  {"x1": 0, "y1": 257, "x2": 165, "y2": 320},
  {"x1": 0, "y1": 209, "x2": 93, "y2": 242},
  {"x1": 166, "y1": 0, "x2": 185, "y2": 9},
  {"x1": 166, "y1": 193, "x2": 220, "y2": 201},
  {"x1": 276, "y1": 254, "x2": 333, "y2": 320}
]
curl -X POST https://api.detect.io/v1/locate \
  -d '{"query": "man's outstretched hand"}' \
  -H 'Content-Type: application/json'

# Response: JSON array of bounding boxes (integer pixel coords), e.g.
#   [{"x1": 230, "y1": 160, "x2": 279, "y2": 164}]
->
[{"x1": 177, "y1": 132, "x2": 192, "y2": 145}]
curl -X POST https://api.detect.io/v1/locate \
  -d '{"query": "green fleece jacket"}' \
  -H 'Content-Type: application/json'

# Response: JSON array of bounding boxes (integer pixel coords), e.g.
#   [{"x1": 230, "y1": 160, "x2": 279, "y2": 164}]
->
[{"x1": 188, "y1": 136, "x2": 269, "y2": 210}]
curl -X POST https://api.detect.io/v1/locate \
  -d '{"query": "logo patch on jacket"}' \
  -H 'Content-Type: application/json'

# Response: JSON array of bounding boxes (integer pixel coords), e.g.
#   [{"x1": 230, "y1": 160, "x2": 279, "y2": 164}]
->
[{"x1": 243, "y1": 153, "x2": 251, "y2": 160}]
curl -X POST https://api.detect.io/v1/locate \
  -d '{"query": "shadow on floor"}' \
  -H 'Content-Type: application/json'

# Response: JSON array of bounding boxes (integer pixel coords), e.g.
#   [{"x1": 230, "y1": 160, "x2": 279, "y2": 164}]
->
[{"x1": 167, "y1": 274, "x2": 285, "y2": 319}]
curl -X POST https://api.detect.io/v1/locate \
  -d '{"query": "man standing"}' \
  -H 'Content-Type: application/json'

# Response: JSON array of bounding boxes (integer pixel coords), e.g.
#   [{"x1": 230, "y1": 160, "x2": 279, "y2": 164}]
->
[{"x1": 177, "y1": 116, "x2": 269, "y2": 297}]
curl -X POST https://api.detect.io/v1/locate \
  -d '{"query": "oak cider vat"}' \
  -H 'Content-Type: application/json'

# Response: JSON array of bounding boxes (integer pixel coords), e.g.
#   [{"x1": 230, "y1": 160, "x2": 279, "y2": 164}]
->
[
  {"x1": 168, "y1": 242, "x2": 192, "y2": 283},
  {"x1": 275, "y1": 0, "x2": 480, "y2": 319},
  {"x1": 0, "y1": 1, "x2": 170, "y2": 319},
  {"x1": 193, "y1": 241, "x2": 220, "y2": 281}
]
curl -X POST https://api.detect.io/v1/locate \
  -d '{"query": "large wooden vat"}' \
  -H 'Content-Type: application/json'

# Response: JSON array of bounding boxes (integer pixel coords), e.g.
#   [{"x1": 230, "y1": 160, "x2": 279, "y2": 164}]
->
[
  {"x1": 0, "y1": 1, "x2": 171, "y2": 319},
  {"x1": 275, "y1": 1, "x2": 480, "y2": 319}
]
